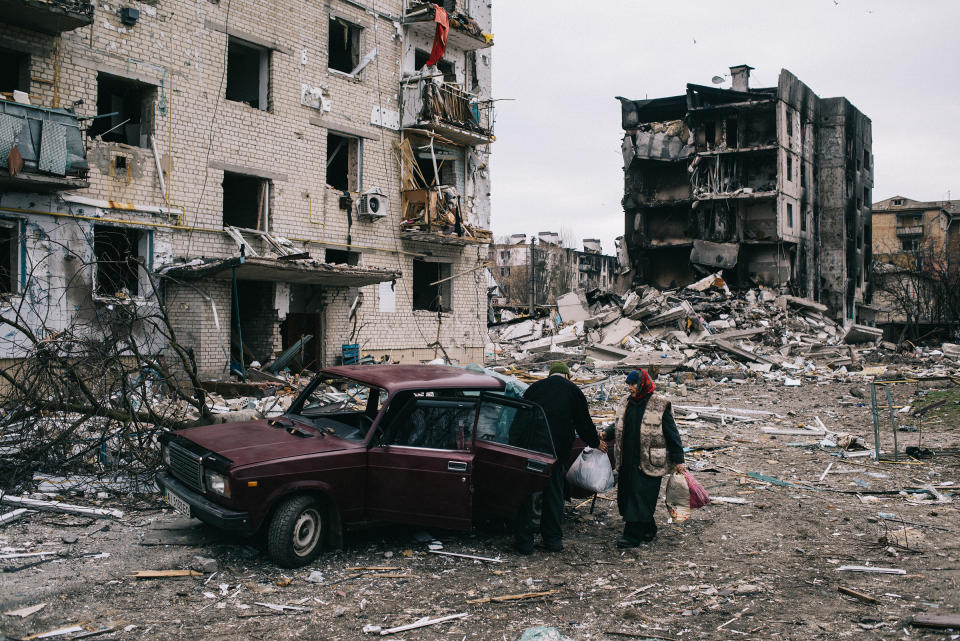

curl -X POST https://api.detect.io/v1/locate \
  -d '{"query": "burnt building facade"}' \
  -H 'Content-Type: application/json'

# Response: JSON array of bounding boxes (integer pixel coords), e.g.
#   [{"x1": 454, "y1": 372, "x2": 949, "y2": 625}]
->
[{"x1": 618, "y1": 66, "x2": 873, "y2": 323}]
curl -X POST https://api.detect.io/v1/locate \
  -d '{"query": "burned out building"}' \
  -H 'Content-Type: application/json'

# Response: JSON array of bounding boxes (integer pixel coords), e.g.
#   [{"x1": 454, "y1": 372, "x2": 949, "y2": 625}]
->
[
  {"x1": 0, "y1": 0, "x2": 496, "y2": 377},
  {"x1": 618, "y1": 65, "x2": 873, "y2": 323}
]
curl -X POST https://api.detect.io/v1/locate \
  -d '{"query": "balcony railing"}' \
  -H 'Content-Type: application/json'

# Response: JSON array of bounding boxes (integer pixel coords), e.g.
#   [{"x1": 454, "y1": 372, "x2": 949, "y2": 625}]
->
[
  {"x1": 1, "y1": 0, "x2": 94, "y2": 34},
  {"x1": 0, "y1": 100, "x2": 89, "y2": 192},
  {"x1": 895, "y1": 225, "x2": 924, "y2": 237},
  {"x1": 401, "y1": 80, "x2": 494, "y2": 146}
]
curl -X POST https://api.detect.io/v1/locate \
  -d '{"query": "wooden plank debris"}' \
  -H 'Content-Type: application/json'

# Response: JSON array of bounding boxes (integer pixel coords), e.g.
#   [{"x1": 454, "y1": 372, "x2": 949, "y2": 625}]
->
[
  {"x1": 254, "y1": 602, "x2": 312, "y2": 612},
  {"x1": 910, "y1": 614, "x2": 960, "y2": 629},
  {"x1": 837, "y1": 586, "x2": 879, "y2": 603},
  {"x1": 836, "y1": 565, "x2": 906, "y2": 575},
  {"x1": 129, "y1": 569, "x2": 201, "y2": 578},
  {"x1": 24, "y1": 624, "x2": 85, "y2": 640},
  {"x1": 428, "y1": 550, "x2": 503, "y2": 563},
  {"x1": 379, "y1": 612, "x2": 468, "y2": 635},
  {"x1": 466, "y1": 589, "x2": 560, "y2": 604},
  {"x1": 0, "y1": 494, "x2": 123, "y2": 520},
  {"x1": 0, "y1": 508, "x2": 32, "y2": 527},
  {"x1": 4, "y1": 603, "x2": 47, "y2": 617}
]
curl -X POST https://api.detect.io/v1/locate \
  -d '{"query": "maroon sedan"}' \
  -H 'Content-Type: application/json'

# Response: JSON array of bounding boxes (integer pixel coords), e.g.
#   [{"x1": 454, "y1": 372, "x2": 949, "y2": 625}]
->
[{"x1": 156, "y1": 365, "x2": 557, "y2": 567}]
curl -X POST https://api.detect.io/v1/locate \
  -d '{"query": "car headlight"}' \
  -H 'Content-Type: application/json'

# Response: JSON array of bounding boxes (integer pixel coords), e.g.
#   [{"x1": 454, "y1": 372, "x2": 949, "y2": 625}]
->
[
  {"x1": 204, "y1": 469, "x2": 231, "y2": 497},
  {"x1": 162, "y1": 444, "x2": 171, "y2": 468}
]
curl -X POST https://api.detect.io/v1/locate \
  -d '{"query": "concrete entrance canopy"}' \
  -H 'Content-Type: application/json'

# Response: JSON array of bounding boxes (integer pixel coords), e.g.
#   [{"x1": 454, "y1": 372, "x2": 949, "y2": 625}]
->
[{"x1": 161, "y1": 256, "x2": 400, "y2": 287}]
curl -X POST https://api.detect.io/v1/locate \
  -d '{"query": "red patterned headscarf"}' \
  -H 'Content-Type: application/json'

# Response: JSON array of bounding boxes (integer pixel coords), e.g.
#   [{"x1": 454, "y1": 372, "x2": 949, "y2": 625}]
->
[{"x1": 628, "y1": 369, "x2": 655, "y2": 401}]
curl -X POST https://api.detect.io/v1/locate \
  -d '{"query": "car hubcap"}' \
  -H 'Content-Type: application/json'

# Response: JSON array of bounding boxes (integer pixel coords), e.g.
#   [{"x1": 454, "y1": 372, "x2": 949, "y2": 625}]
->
[{"x1": 293, "y1": 508, "x2": 321, "y2": 556}]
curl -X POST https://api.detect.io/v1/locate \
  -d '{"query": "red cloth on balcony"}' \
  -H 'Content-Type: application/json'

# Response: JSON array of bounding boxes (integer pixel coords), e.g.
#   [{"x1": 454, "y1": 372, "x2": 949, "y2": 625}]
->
[{"x1": 425, "y1": 5, "x2": 449, "y2": 67}]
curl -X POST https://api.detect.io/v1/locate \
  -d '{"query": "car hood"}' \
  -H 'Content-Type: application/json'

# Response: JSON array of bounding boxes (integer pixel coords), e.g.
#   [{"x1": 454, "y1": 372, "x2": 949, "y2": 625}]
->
[{"x1": 175, "y1": 419, "x2": 355, "y2": 466}]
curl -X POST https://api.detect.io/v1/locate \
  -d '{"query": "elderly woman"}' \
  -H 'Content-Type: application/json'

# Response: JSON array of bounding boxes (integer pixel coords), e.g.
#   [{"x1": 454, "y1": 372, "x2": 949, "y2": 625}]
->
[{"x1": 614, "y1": 369, "x2": 685, "y2": 547}]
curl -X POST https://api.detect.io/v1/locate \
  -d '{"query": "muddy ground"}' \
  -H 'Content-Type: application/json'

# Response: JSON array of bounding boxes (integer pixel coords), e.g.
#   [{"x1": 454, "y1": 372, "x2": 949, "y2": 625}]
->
[{"x1": 2, "y1": 374, "x2": 958, "y2": 641}]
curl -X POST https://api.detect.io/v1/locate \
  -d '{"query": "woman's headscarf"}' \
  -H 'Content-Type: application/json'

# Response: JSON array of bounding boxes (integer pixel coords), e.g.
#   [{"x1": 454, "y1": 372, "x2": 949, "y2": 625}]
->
[{"x1": 628, "y1": 369, "x2": 655, "y2": 401}]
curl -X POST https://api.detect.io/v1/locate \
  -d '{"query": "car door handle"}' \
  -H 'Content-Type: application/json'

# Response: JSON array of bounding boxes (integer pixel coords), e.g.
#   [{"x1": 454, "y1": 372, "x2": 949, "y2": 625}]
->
[
  {"x1": 525, "y1": 459, "x2": 547, "y2": 473},
  {"x1": 447, "y1": 461, "x2": 468, "y2": 472}
]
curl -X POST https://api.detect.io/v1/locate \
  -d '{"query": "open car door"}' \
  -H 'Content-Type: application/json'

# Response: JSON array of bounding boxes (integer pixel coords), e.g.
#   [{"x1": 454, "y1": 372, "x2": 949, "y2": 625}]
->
[{"x1": 472, "y1": 392, "x2": 556, "y2": 520}]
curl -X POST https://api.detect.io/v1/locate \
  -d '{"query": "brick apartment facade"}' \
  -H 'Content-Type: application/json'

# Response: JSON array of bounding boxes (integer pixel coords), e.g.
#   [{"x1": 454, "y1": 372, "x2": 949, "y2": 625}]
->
[{"x1": 0, "y1": 0, "x2": 495, "y2": 377}]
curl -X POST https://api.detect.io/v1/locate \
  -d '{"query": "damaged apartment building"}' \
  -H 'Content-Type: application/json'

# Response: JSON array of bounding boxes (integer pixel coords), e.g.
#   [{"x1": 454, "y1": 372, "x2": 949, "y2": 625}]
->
[
  {"x1": 618, "y1": 65, "x2": 873, "y2": 323},
  {"x1": 0, "y1": 0, "x2": 496, "y2": 377},
  {"x1": 490, "y1": 233, "x2": 620, "y2": 308}
]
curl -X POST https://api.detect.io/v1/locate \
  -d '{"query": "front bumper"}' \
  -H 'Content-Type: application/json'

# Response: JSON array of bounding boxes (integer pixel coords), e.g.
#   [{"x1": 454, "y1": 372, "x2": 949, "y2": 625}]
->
[{"x1": 156, "y1": 470, "x2": 253, "y2": 533}]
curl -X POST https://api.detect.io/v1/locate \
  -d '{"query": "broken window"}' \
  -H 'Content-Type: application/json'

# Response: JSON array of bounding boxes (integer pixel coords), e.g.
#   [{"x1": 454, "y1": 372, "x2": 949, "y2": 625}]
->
[
  {"x1": 863, "y1": 150, "x2": 871, "y2": 171},
  {"x1": 786, "y1": 110, "x2": 792, "y2": 137},
  {"x1": 93, "y1": 225, "x2": 146, "y2": 298},
  {"x1": 863, "y1": 187, "x2": 870, "y2": 208},
  {"x1": 412, "y1": 259, "x2": 452, "y2": 312},
  {"x1": 901, "y1": 237, "x2": 920, "y2": 252},
  {"x1": 326, "y1": 132, "x2": 361, "y2": 191},
  {"x1": 0, "y1": 48, "x2": 30, "y2": 94},
  {"x1": 892, "y1": 199, "x2": 903, "y2": 206},
  {"x1": 414, "y1": 48, "x2": 456, "y2": 83},
  {"x1": 787, "y1": 203, "x2": 794, "y2": 228},
  {"x1": 329, "y1": 17, "x2": 362, "y2": 74},
  {"x1": 786, "y1": 156, "x2": 793, "y2": 182},
  {"x1": 226, "y1": 38, "x2": 270, "y2": 110},
  {"x1": 703, "y1": 121, "x2": 716, "y2": 149},
  {"x1": 324, "y1": 249, "x2": 360, "y2": 265},
  {"x1": 801, "y1": 162, "x2": 806, "y2": 188},
  {"x1": 0, "y1": 220, "x2": 18, "y2": 295},
  {"x1": 725, "y1": 117, "x2": 738, "y2": 147},
  {"x1": 222, "y1": 172, "x2": 270, "y2": 230},
  {"x1": 89, "y1": 73, "x2": 156, "y2": 147}
]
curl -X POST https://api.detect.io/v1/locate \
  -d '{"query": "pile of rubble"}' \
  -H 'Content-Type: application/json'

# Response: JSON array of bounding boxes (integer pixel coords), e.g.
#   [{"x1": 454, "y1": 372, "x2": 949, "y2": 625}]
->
[{"x1": 487, "y1": 273, "x2": 960, "y2": 383}]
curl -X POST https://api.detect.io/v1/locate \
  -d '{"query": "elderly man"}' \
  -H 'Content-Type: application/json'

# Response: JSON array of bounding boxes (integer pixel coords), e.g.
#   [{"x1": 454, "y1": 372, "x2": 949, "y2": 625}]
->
[{"x1": 515, "y1": 362, "x2": 606, "y2": 554}]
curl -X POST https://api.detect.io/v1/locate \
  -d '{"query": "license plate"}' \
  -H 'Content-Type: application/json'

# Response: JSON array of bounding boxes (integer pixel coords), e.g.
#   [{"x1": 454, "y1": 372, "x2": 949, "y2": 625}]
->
[{"x1": 166, "y1": 489, "x2": 191, "y2": 517}]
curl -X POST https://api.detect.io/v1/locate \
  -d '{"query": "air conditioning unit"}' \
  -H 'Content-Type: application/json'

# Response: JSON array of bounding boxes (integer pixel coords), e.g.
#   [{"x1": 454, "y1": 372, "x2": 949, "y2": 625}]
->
[{"x1": 357, "y1": 188, "x2": 388, "y2": 222}]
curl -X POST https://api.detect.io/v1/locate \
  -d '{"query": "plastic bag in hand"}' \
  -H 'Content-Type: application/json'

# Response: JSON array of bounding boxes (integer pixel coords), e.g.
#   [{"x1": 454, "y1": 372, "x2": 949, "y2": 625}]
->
[
  {"x1": 664, "y1": 470, "x2": 691, "y2": 522},
  {"x1": 684, "y1": 470, "x2": 711, "y2": 509},
  {"x1": 565, "y1": 447, "x2": 615, "y2": 494}
]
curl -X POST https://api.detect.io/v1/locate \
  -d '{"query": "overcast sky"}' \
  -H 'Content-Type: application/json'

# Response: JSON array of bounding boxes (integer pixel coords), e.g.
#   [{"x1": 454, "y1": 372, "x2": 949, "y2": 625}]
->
[{"x1": 489, "y1": 0, "x2": 960, "y2": 255}]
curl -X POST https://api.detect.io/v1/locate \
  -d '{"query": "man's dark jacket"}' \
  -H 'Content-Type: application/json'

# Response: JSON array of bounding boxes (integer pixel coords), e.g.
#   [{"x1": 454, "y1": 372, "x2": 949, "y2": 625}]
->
[{"x1": 522, "y1": 374, "x2": 600, "y2": 459}]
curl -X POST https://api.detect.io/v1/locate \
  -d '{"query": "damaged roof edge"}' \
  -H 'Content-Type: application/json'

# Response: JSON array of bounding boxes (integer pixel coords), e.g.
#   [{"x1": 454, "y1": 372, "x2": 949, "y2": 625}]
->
[{"x1": 159, "y1": 256, "x2": 401, "y2": 287}]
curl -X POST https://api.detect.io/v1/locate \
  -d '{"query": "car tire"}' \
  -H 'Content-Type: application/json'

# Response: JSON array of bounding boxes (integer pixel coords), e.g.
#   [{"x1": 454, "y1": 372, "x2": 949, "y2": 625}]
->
[{"x1": 267, "y1": 495, "x2": 325, "y2": 568}]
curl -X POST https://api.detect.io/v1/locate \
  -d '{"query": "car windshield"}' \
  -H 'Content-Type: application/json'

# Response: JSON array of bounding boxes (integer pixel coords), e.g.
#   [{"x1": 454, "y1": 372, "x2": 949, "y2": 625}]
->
[{"x1": 288, "y1": 376, "x2": 387, "y2": 441}]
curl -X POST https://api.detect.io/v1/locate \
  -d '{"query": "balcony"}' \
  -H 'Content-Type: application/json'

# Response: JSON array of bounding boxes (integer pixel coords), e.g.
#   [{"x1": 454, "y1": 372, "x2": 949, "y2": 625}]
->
[
  {"x1": 1, "y1": 0, "x2": 94, "y2": 34},
  {"x1": 0, "y1": 100, "x2": 89, "y2": 192},
  {"x1": 401, "y1": 80, "x2": 494, "y2": 146},
  {"x1": 400, "y1": 189, "x2": 491, "y2": 246},
  {"x1": 404, "y1": 3, "x2": 492, "y2": 51},
  {"x1": 896, "y1": 225, "x2": 924, "y2": 237}
]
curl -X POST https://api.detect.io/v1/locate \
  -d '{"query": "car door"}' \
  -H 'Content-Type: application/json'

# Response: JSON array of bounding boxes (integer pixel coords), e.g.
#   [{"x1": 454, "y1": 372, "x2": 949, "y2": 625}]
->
[
  {"x1": 365, "y1": 396, "x2": 476, "y2": 530},
  {"x1": 472, "y1": 392, "x2": 556, "y2": 520}
]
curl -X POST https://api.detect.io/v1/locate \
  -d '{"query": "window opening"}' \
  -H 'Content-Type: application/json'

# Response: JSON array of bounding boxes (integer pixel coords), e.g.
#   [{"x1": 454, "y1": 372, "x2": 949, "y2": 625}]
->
[
  {"x1": 414, "y1": 48, "x2": 456, "y2": 83},
  {"x1": 703, "y1": 121, "x2": 716, "y2": 149},
  {"x1": 0, "y1": 48, "x2": 30, "y2": 94},
  {"x1": 89, "y1": 73, "x2": 156, "y2": 147},
  {"x1": 329, "y1": 17, "x2": 362, "y2": 74},
  {"x1": 725, "y1": 117, "x2": 737, "y2": 147},
  {"x1": 786, "y1": 110, "x2": 793, "y2": 137},
  {"x1": 863, "y1": 187, "x2": 870, "y2": 208},
  {"x1": 800, "y1": 162, "x2": 806, "y2": 188},
  {"x1": 222, "y1": 172, "x2": 269, "y2": 230},
  {"x1": 787, "y1": 203, "x2": 794, "y2": 228},
  {"x1": 787, "y1": 156, "x2": 793, "y2": 182},
  {"x1": 325, "y1": 249, "x2": 360, "y2": 265},
  {"x1": 0, "y1": 221, "x2": 18, "y2": 295},
  {"x1": 412, "y1": 259, "x2": 451, "y2": 312},
  {"x1": 326, "y1": 132, "x2": 361, "y2": 191},
  {"x1": 863, "y1": 150, "x2": 871, "y2": 171},
  {"x1": 800, "y1": 206, "x2": 807, "y2": 232},
  {"x1": 901, "y1": 237, "x2": 920, "y2": 252},
  {"x1": 93, "y1": 225, "x2": 142, "y2": 297},
  {"x1": 226, "y1": 38, "x2": 269, "y2": 110}
]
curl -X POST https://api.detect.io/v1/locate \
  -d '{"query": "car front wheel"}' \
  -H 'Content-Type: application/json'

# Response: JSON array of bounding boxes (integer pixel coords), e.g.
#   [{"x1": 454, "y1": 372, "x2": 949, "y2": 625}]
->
[{"x1": 267, "y1": 495, "x2": 325, "y2": 568}]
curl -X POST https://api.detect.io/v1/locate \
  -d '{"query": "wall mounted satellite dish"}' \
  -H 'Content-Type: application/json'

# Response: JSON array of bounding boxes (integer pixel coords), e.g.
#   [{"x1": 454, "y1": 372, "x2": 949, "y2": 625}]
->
[{"x1": 711, "y1": 75, "x2": 726, "y2": 85}]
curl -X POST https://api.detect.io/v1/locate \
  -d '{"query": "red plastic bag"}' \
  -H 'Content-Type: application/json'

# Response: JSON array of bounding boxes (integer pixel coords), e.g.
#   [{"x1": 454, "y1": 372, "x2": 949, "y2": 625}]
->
[{"x1": 684, "y1": 470, "x2": 711, "y2": 509}]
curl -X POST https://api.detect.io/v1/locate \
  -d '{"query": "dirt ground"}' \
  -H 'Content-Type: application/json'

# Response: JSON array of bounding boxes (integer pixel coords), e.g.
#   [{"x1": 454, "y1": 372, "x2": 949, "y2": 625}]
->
[{"x1": 2, "y1": 374, "x2": 958, "y2": 641}]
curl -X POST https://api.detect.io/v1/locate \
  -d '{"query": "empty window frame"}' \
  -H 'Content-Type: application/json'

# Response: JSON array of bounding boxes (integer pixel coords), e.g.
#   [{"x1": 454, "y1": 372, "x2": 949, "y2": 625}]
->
[
  {"x1": 412, "y1": 259, "x2": 452, "y2": 312},
  {"x1": 414, "y1": 48, "x2": 456, "y2": 83},
  {"x1": 724, "y1": 117, "x2": 738, "y2": 147},
  {"x1": 786, "y1": 155, "x2": 793, "y2": 182},
  {"x1": 863, "y1": 150, "x2": 871, "y2": 171},
  {"x1": 787, "y1": 203, "x2": 794, "y2": 228},
  {"x1": 0, "y1": 220, "x2": 19, "y2": 295},
  {"x1": 800, "y1": 205, "x2": 807, "y2": 232},
  {"x1": 0, "y1": 48, "x2": 30, "y2": 94},
  {"x1": 900, "y1": 237, "x2": 920, "y2": 252},
  {"x1": 93, "y1": 225, "x2": 147, "y2": 298},
  {"x1": 222, "y1": 172, "x2": 270, "y2": 230},
  {"x1": 324, "y1": 248, "x2": 360, "y2": 265},
  {"x1": 226, "y1": 38, "x2": 270, "y2": 110},
  {"x1": 329, "y1": 17, "x2": 362, "y2": 74},
  {"x1": 326, "y1": 132, "x2": 361, "y2": 191},
  {"x1": 863, "y1": 187, "x2": 870, "y2": 208},
  {"x1": 89, "y1": 73, "x2": 156, "y2": 147},
  {"x1": 786, "y1": 109, "x2": 793, "y2": 137}
]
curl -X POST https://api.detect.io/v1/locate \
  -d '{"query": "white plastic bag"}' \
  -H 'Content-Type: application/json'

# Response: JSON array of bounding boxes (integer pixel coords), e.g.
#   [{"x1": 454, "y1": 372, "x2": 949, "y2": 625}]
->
[
  {"x1": 664, "y1": 470, "x2": 692, "y2": 522},
  {"x1": 565, "y1": 448, "x2": 615, "y2": 494}
]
